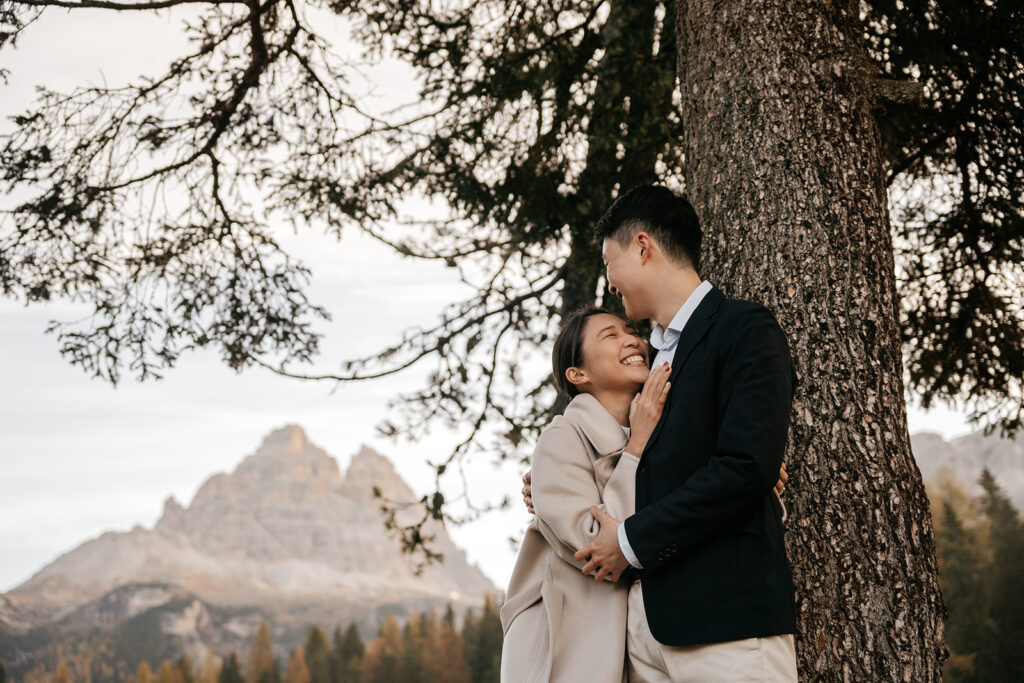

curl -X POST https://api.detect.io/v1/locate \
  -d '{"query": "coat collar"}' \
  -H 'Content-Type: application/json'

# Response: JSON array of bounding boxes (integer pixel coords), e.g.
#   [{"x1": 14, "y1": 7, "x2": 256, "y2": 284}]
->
[{"x1": 560, "y1": 392, "x2": 629, "y2": 457}]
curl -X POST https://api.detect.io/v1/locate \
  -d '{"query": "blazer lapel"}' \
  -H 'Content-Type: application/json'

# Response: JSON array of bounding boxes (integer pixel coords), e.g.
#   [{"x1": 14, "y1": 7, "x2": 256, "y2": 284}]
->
[{"x1": 642, "y1": 287, "x2": 725, "y2": 456}]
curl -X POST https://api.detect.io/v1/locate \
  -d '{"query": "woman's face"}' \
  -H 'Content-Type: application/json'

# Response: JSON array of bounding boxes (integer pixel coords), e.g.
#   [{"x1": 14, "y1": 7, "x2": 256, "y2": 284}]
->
[{"x1": 570, "y1": 313, "x2": 650, "y2": 395}]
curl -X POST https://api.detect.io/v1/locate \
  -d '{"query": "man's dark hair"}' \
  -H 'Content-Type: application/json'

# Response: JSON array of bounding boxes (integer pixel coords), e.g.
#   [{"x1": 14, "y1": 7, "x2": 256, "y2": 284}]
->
[
  {"x1": 594, "y1": 185, "x2": 702, "y2": 271},
  {"x1": 552, "y1": 306, "x2": 612, "y2": 399}
]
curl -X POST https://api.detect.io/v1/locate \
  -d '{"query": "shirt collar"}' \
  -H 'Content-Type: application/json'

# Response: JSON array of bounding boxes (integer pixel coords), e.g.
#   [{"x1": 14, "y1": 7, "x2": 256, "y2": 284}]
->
[{"x1": 649, "y1": 280, "x2": 713, "y2": 351}]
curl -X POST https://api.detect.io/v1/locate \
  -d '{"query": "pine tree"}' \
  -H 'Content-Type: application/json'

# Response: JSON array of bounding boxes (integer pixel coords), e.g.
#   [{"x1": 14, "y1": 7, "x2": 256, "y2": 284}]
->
[
  {"x1": 53, "y1": 661, "x2": 73, "y2": 683},
  {"x1": 975, "y1": 470, "x2": 1024, "y2": 681},
  {"x1": 196, "y1": 654, "x2": 221, "y2": 683},
  {"x1": 428, "y1": 607, "x2": 470, "y2": 683},
  {"x1": 218, "y1": 654, "x2": 245, "y2": 683},
  {"x1": 136, "y1": 662, "x2": 155, "y2": 683},
  {"x1": 177, "y1": 655, "x2": 196, "y2": 683},
  {"x1": 935, "y1": 499, "x2": 989, "y2": 681},
  {"x1": 462, "y1": 597, "x2": 502, "y2": 683},
  {"x1": 331, "y1": 623, "x2": 363, "y2": 683},
  {"x1": 397, "y1": 613, "x2": 427, "y2": 683},
  {"x1": 249, "y1": 621, "x2": 280, "y2": 683},
  {"x1": 361, "y1": 615, "x2": 401, "y2": 683},
  {"x1": 283, "y1": 648, "x2": 311, "y2": 683},
  {"x1": 0, "y1": 661, "x2": 6, "y2": 683},
  {"x1": 303, "y1": 626, "x2": 332, "y2": 683},
  {"x1": 158, "y1": 660, "x2": 184, "y2": 683}
]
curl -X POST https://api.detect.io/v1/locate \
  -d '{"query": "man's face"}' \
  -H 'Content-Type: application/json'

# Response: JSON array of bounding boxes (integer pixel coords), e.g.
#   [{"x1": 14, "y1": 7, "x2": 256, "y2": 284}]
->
[{"x1": 601, "y1": 236, "x2": 651, "y2": 321}]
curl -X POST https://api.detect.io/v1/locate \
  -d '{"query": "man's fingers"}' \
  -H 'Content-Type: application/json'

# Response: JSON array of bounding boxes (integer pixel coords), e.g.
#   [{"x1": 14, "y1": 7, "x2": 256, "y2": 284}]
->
[
  {"x1": 589, "y1": 505, "x2": 610, "y2": 522},
  {"x1": 779, "y1": 463, "x2": 788, "y2": 484},
  {"x1": 523, "y1": 470, "x2": 531, "y2": 485},
  {"x1": 575, "y1": 544, "x2": 594, "y2": 562},
  {"x1": 593, "y1": 565, "x2": 610, "y2": 582},
  {"x1": 580, "y1": 557, "x2": 599, "y2": 575}
]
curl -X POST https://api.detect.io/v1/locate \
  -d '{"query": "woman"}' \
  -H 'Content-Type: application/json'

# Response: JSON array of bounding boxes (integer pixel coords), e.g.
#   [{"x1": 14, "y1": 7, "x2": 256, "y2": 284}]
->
[{"x1": 499, "y1": 306, "x2": 670, "y2": 683}]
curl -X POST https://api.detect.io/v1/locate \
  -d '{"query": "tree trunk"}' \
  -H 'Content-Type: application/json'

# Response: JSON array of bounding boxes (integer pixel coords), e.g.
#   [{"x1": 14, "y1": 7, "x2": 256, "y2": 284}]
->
[{"x1": 673, "y1": 1, "x2": 945, "y2": 679}]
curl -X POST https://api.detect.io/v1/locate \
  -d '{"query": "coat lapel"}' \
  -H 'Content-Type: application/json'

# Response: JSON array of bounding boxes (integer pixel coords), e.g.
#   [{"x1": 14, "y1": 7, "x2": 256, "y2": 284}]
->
[
  {"x1": 561, "y1": 393, "x2": 628, "y2": 457},
  {"x1": 642, "y1": 286, "x2": 725, "y2": 456}
]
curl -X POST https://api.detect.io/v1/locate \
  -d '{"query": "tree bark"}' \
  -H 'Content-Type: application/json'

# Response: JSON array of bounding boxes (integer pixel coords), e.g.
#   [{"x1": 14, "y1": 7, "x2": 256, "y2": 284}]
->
[{"x1": 673, "y1": 1, "x2": 945, "y2": 679}]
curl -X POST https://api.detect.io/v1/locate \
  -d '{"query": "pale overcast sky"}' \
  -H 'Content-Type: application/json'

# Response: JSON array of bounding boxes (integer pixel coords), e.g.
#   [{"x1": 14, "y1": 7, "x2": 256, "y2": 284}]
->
[{"x1": 0, "y1": 7, "x2": 974, "y2": 593}]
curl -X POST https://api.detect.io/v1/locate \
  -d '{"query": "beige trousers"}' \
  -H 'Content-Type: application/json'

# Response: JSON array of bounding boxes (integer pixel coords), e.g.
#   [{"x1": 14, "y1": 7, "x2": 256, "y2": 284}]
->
[{"x1": 627, "y1": 582, "x2": 798, "y2": 683}]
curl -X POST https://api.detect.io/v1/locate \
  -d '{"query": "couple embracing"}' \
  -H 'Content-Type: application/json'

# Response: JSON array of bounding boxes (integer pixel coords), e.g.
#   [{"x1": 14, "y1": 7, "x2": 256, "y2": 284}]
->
[{"x1": 499, "y1": 185, "x2": 799, "y2": 682}]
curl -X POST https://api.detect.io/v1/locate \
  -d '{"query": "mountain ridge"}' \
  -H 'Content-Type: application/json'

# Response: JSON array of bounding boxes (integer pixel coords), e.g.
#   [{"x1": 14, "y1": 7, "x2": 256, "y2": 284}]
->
[
  {"x1": 0, "y1": 426, "x2": 496, "y2": 679},
  {"x1": 912, "y1": 428, "x2": 1024, "y2": 509}
]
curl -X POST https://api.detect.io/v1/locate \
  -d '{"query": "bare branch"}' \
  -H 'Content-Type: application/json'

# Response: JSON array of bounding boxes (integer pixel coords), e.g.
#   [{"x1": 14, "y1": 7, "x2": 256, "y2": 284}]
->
[{"x1": 11, "y1": 0, "x2": 236, "y2": 10}]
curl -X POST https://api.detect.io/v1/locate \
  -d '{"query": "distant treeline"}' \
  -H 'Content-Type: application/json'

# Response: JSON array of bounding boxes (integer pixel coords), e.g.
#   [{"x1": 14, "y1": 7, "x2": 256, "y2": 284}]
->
[
  {"x1": 15, "y1": 596, "x2": 502, "y2": 683},
  {"x1": 930, "y1": 468, "x2": 1024, "y2": 681}
]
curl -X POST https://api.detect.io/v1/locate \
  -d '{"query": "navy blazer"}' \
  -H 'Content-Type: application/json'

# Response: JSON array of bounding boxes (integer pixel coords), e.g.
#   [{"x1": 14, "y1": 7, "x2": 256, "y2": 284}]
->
[{"x1": 623, "y1": 286, "x2": 798, "y2": 647}]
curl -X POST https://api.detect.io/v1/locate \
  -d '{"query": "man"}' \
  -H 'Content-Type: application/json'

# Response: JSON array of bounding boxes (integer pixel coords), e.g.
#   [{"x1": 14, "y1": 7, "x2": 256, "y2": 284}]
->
[{"x1": 523, "y1": 185, "x2": 798, "y2": 681}]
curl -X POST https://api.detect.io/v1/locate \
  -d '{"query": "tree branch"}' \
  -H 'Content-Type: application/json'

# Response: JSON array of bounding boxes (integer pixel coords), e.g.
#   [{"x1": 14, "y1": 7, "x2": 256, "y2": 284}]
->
[{"x1": 12, "y1": 0, "x2": 237, "y2": 10}]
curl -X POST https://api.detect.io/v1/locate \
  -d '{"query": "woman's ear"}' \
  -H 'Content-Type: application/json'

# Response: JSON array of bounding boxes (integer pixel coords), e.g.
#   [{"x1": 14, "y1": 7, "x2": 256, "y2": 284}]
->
[{"x1": 565, "y1": 366, "x2": 587, "y2": 389}]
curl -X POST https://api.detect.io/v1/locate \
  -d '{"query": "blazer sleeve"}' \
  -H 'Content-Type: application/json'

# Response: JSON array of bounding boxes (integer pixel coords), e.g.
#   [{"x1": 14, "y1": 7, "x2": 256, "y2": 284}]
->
[
  {"x1": 623, "y1": 306, "x2": 794, "y2": 570},
  {"x1": 531, "y1": 424, "x2": 639, "y2": 574}
]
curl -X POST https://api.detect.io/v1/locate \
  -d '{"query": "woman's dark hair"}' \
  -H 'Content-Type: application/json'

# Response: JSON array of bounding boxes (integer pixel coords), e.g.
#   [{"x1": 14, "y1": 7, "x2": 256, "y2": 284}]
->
[
  {"x1": 552, "y1": 307, "x2": 612, "y2": 399},
  {"x1": 593, "y1": 184, "x2": 702, "y2": 272}
]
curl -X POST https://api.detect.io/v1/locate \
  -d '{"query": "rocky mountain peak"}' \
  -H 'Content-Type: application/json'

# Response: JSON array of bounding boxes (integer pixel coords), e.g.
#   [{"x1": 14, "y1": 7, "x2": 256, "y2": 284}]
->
[
  {"x1": 7, "y1": 427, "x2": 495, "y2": 622},
  {"x1": 341, "y1": 444, "x2": 414, "y2": 502},
  {"x1": 257, "y1": 424, "x2": 312, "y2": 456},
  {"x1": 184, "y1": 425, "x2": 343, "y2": 511}
]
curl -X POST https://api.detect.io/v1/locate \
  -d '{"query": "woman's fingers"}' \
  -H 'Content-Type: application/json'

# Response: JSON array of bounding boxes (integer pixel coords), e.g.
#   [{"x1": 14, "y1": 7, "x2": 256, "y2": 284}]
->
[{"x1": 640, "y1": 363, "x2": 671, "y2": 402}]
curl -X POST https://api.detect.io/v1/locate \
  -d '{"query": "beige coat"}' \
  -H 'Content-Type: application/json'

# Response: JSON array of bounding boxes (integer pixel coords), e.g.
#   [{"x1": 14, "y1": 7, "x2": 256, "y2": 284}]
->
[{"x1": 500, "y1": 392, "x2": 639, "y2": 683}]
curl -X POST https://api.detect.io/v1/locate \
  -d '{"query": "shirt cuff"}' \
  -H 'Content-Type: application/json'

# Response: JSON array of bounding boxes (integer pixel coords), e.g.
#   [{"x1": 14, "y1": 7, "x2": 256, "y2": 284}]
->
[{"x1": 617, "y1": 520, "x2": 643, "y2": 569}]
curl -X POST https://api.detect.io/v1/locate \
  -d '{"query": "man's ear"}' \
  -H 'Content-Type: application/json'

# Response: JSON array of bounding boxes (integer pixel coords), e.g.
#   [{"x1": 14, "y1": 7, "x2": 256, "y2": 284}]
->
[
  {"x1": 565, "y1": 366, "x2": 588, "y2": 390},
  {"x1": 635, "y1": 232, "x2": 655, "y2": 264}
]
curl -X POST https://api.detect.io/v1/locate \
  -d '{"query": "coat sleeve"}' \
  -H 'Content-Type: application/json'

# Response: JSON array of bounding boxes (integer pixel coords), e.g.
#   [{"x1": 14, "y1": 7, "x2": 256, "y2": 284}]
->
[
  {"x1": 531, "y1": 424, "x2": 639, "y2": 574},
  {"x1": 623, "y1": 306, "x2": 794, "y2": 571}
]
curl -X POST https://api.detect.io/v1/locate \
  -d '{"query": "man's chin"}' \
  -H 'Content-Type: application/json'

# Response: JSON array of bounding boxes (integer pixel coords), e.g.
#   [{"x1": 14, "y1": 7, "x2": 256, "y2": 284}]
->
[{"x1": 622, "y1": 303, "x2": 645, "y2": 322}]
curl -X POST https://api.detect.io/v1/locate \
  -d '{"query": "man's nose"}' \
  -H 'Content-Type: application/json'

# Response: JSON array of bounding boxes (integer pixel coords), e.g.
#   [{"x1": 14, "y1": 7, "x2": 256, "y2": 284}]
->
[{"x1": 608, "y1": 283, "x2": 621, "y2": 298}]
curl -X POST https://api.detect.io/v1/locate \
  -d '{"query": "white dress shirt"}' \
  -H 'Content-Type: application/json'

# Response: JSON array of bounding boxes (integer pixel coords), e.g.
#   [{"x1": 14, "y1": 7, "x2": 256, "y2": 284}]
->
[{"x1": 617, "y1": 280, "x2": 713, "y2": 569}]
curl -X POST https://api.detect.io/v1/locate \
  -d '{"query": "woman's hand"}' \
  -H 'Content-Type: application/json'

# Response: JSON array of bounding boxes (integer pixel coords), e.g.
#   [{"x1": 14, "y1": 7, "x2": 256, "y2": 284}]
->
[
  {"x1": 624, "y1": 362, "x2": 672, "y2": 456},
  {"x1": 522, "y1": 470, "x2": 535, "y2": 514}
]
